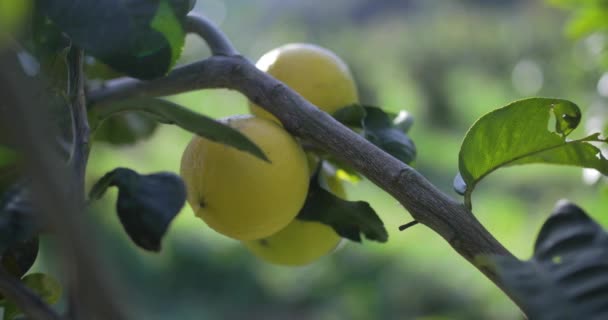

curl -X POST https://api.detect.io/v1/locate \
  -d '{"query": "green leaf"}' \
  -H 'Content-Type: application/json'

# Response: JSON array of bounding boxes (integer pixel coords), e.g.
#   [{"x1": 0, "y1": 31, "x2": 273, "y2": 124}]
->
[
  {"x1": 0, "y1": 183, "x2": 39, "y2": 254},
  {"x1": 456, "y1": 98, "x2": 608, "y2": 202},
  {"x1": 3, "y1": 273, "x2": 62, "y2": 320},
  {"x1": 89, "y1": 168, "x2": 186, "y2": 251},
  {"x1": 21, "y1": 273, "x2": 62, "y2": 304},
  {"x1": 333, "y1": 105, "x2": 416, "y2": 165},
  {"x1": 363, "y1": 107, "x2": 416, "y2": 164},
  {"x1": 90, "y1": 97, "x2": 268, "y2": 161},
  {"x1": 92, "y1": 112, "x2": 159, "y2": 146},
  {"x1": 0, "y1": 146, "x2": 18, "y2": 169},
  {"x1": 37, "y1": 0, "x2": 191, "y2": 79},
  {"x1": 1, "y1": 238, "x2": 39, "y2": 280},
  {"x1": 487, "y1": 201, "x2": 608, "y2": 319},
  {"x1": 297, "y1": 166, "x2": 387, "y2": 243}
]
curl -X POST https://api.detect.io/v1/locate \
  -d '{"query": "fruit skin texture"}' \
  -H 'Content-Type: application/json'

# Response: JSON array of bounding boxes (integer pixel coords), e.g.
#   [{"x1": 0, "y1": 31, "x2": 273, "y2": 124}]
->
[
  {"x1": 180, "y1": 115, "x2": 309, "y2": 241},
  {"x1": 243, "y1": 219, "x2": 341, "y2": 266},
  {"x1": 243, "y1": 165, "x2": 345, "y2": 266},
  {"x1": 249, "y1": 43, "x2": 359, "y2": 122}
]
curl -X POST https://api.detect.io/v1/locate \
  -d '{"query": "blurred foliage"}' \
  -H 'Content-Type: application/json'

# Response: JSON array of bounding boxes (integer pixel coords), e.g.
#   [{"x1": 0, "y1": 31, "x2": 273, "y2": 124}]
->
[{"x1": 10, "y1": 0, "x2": 608, "y2": 319}]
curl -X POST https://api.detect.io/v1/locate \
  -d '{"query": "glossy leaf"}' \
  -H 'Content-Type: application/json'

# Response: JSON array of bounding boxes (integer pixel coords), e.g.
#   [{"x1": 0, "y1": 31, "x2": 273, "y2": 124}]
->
[
  {"x1": 90, "y1": 97, "x2": 268, "y2": 161},
  {"x1": 489, "y1": 201, "x2": 608, "y2": 319},
  {"x1": 297, "y1": 166, "x2": 387, "y2": 243},
  {"x1": 89, "y1": 168, "x2": 186, "y2": 251},
  {"x1": 456, "y1": 98, "x2": 608, "y2": 202},
  {"x1": 333, "y1": 104, "x2": 416, "y2": 165},
  {"x1": 37, "y1": 0, "x2": 191, "y2": 79}
]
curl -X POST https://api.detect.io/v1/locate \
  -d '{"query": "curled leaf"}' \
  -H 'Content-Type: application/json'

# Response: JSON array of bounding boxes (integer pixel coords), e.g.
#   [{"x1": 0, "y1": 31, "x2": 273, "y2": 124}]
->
[{"x1": 89, "y1": 168, "x2": 186, "y2": 251}]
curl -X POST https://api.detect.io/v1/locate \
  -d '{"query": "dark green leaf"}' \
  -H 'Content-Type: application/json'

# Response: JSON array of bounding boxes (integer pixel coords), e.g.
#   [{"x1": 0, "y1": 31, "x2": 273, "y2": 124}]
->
[
  {"x1": 393, "y1": 110, "x2": 415, "y2": 134},
  {"x1": 89, "y1": 168, "x2": 186, "y2": 251},
  {"x1": 3, "y1": 273, "x2": 62, "y2": 320},
  {"x1": 1, "y1": 238, "x2": 39, "y2": 280},
  {"x1": 489, "y1": 201, "x2": 608, "y2": 320},
  {"x1": 89, "y1": 98, "x2": 268, "y2": 161},
  {"x1": 0, "y1": 146, "x2": 18, "y2": 172},
  {"x1": 457, "y1": 98, "x2": 607, "y2": 203},
  {"x1": 363, "y1": 107, "x2": 416, "y2": 165},
  {"x1": 0, "y1": 182, "x2": 39, "y2": 254},
  {"x1": 93, "y1": 112, "x2": 159, "y2": 146},
  {"x1": 297, "y1": 168, "x2": 387, "y2": 243},
  {"x1": 333, "y1": 104, "x2": 416, "y2": 165},
  {"x1": 332, "y1": 104, "x2": 366, "y2": 127},
  {"x1": 37, "y1": 0, "x2": 191, "y2": 79}
]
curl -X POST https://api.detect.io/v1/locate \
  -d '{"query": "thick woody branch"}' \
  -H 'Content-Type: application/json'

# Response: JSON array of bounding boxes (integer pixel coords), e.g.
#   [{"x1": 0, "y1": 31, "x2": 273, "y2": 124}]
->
[{"x1": 88, "y1": 56, "x2": 525, "y2": 310}]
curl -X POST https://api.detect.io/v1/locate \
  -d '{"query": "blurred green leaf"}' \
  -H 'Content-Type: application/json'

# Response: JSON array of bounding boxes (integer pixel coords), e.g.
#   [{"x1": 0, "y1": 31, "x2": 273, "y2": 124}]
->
[
  {"x1": 37, "y1": 0, "x2": 191, "y2": 79},
  {"x1": 0, "y1": 183, "x2": 39, "y2": 254},
  {"x1": 333, "y1": 104, "x2": 416, "y2": 165},
  {"x1": 0, "y1": 146, "x2": 18, "y2": 170},
  {"x1": 90, "y1": 97, "x2": 268, "y2": 161},
  {"x1": 93, "y1": 112, "x2": 159, "y2": 146},
  {"x1": 3, "y1": 273, "x2": 62, "y2": 320},
  {"x1": 488, "y1": 201, "x2": 608, "y2": 319},
  {"x1": 297, "y1": 167, "x2": 387, "y2": 243},
  {"x1": 0, "y1": 1, "x2": 31, "y2": 45},
  {"x1": 1, "y1": 238, "x2": 39, "y2": 281},
  {"x1": 456, "y1": 98, "x2": 608, "y2": 203},
  {"x1": 89, "y1": 168, "x2": 186, "y2": 251},
  {"x1": 21, "y1": 273, "x2": 62, "y2": 304}
]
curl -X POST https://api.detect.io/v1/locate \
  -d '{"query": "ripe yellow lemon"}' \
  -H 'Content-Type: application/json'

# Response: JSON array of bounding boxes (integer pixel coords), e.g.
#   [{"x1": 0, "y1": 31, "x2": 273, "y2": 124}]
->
[
  {"x1": 243, "y1": 165, "x2": 346, "y2": 266},
  {"x1": 180, "y1": 115, "x2": 309, "y2": 240},
  {"x1": 243, "y1": 219, "x2": 341, "y2": 266},
  {"x1": 249, "y1": 43, "x2": 359, "y2": 122}
]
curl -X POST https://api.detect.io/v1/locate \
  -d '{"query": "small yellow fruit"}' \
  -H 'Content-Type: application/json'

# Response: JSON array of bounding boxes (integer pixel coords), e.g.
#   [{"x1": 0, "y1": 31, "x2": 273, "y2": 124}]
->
[
  {"x1": 243, "y1": 219, "x2": 341, "y2": 266},
  {"x1": 249, "y1": 43, "x2": 359, "y2": 122},
  {"x1": 243, "y1": 165, "x2": 346, "y2": 266},
  {"x1": 180, "y1": 115, "x2": 309, "y2": 240}
]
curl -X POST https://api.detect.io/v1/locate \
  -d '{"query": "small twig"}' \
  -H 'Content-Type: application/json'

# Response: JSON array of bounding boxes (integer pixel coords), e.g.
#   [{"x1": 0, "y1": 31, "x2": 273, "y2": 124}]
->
[
  {"x1": 0, "y1": 266, "x2": 62, "y2": 320},
  {"x1": 398, "y1": 221, "x2": 419, "y2": 231},
  {"x1": 185, "y1": 13, "x2": 239, "y2": 56}
]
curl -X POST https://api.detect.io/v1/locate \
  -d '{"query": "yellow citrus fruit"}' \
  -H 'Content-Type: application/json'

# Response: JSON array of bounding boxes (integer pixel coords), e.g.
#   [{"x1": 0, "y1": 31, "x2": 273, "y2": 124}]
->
[
  {"x1": 243, "y1": 219, "x2": 341, "y2": 266},
  {"x1": 249, "y1": 43, "x2": 359, "y2": 123},
  {"x1": 180, "y1": 115, "x2": 309, "y2": 240},
  {"x1": 243, "y1": 165, "x2": 346, "y2": 266}
]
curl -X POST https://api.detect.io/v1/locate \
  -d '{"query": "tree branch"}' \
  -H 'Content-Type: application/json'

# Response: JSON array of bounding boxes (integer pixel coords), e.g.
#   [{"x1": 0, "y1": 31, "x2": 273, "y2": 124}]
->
[
  {"x1": 0, "y1": 266, "x2": 62, "y2": 320},
  {"x1": 87, "y1": 55, "x2": 526, "y2": 311},
  {"x1": 185, "y1": 13, "x2": 239, "y2": 56}
]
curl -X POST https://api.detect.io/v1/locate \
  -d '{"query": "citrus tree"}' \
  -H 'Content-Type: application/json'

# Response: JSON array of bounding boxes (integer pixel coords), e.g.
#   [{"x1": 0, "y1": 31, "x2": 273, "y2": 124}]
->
[{"x1": 1, "y1": 1, "x2": 608, "y2": 319}]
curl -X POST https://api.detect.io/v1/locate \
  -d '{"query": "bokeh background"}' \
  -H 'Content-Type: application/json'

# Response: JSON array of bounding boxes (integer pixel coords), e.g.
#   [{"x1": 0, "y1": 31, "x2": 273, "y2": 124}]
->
[{"x1": 28, "y1": 0, "x2": 608, "y2": 319}]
